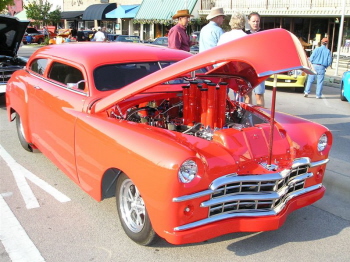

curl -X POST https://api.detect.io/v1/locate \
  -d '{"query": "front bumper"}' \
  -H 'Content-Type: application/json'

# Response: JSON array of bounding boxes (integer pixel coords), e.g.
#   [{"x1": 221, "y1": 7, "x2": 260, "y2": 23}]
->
[
  {"x1": 165, "y1": 186, "x2": 324, "y2": 245},
  {"x1": 165, "y1": 157, "x2": 327, "y2": 245},
  {"x1": 0, "y1": 83, "x2": 6, "y2": 94},
  {"x1": 265, "y1": 74, "x2": 306, "y2": 88}
]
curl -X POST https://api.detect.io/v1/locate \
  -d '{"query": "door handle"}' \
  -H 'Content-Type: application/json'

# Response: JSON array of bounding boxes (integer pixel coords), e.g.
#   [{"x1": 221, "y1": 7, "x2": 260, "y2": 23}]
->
[{"x1": 34, "y1": 86, "x2": 41, "y2": 90}]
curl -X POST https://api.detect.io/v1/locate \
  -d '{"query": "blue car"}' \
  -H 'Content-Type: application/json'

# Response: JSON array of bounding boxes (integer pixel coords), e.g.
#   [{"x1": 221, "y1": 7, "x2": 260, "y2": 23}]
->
[{"x1": 341, "y1": 70, "x2": 350, "y2": 102}]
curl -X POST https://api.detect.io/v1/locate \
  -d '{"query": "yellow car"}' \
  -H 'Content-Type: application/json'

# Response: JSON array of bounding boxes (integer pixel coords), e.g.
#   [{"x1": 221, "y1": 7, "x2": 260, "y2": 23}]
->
[{"x1": 265, "y1": 69, "x2": 307, "y2": 92}]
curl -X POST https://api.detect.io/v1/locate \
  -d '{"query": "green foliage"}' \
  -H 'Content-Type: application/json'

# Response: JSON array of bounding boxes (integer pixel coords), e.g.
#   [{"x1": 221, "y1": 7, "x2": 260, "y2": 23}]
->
[
  {"x1": 24, "y1": 0, "x2": 61, "y2": 26},
  {"x1": 0, "y1": 0, "x2": 14, "y2": 13},
  {"x1": 43, "y1": 37, "x2": 50, "y2": 45}
]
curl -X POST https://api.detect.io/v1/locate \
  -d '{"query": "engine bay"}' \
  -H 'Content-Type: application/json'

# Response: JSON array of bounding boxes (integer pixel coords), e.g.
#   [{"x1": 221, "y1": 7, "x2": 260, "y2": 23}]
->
[{"x1": 109, "y1": 80, "x2": 269, "y2": 140}]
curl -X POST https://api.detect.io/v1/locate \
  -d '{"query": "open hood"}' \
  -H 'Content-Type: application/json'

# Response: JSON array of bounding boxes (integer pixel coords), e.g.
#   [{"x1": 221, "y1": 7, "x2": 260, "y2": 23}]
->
[
  {"x1": 0, "y1": 15, "x2": 29, "y2": 57},
  {"x1": 93, "y1": 29, "x2": 314, "y2": 114}
]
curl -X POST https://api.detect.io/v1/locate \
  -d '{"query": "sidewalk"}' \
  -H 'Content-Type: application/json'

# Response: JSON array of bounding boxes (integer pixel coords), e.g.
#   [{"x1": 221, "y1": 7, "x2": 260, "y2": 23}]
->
[{"x1": 324, "y1": 56, "x2": 350, "y2": 87}]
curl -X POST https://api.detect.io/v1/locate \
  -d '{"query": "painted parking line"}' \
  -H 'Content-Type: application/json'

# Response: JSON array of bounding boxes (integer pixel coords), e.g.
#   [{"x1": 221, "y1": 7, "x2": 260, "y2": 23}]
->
[
  {"x1": 0, "y1": 194, "x2": 45, "y2": 262},
  {"x1": 0, "y1": 145, "x2": 71, "y2": 209}
]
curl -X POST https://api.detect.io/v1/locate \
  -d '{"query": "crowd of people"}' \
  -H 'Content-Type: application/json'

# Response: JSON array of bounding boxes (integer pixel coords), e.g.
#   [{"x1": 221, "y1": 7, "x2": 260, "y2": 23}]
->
[
  {"x1": 168, "y1": 8, "x2": 267, "y2": 106},
  {"x1": 167, "y1": 7, "x2": 333, "y2": 104},
  {"x1": 45, "y1": 7, "x2": 332, "y2": 103}
]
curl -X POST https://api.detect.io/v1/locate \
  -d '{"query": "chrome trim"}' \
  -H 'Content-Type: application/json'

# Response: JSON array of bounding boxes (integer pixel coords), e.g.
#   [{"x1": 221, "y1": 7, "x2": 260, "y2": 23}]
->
[
  {"x1": 258, "y1": 66, "x2": 316, "y2": 78},
  {"x1": 27, "y1": 70, "x2": 88, "y2": 96},
  {"x1": 200, "y1": 172, "x2": 313, "y2": 208},
  {"x1": 172, "y1": 157, "x2": 327, "y2": 203},
  {"x1": 174, "y1": 184, "x2": 322, "y2": 231},
  {"x1": 309, "y1": 159, "x2": 329, "y2": 168}
]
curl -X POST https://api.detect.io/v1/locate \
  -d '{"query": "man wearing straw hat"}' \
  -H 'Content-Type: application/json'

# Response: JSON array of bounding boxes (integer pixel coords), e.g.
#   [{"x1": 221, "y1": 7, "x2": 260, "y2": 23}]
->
[
  {"x1": 199, "y1": 7, "x2": 226, "y2": 53},
  {"x1": 168, "y1": 9, "x2": 193, "y2": 52}
]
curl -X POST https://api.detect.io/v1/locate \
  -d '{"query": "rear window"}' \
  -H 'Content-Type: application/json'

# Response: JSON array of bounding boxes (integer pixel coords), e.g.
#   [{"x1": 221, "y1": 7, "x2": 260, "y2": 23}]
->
[{"x1": 26, "y1": 28, "x2": 39, "y2": 34}]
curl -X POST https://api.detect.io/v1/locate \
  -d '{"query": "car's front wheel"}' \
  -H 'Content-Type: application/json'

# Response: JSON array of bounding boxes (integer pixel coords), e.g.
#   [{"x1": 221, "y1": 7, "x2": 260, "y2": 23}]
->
[
  {"x1": 340, "y1": 82, "x2": 348, "y2": 101},
  {"x1": 16, "y1": 113, "x2": 32, "y2": 152},
  {"x1": 116, "y1": 173, "x2": 158, "y2": 245}
]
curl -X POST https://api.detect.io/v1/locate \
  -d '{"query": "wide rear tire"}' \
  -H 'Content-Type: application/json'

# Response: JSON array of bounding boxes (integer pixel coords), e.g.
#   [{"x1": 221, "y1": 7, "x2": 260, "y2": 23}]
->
[
  {"x1": 116, "y1": 173, "x2": 158, "y2": 245},
  {"x1": 340, "y1": 82, "x2": 348, "y2": 101}
]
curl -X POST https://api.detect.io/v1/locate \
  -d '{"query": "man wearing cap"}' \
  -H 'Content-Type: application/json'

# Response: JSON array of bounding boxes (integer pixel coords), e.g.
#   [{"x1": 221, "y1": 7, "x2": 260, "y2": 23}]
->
[
  {"x1": 168, "y1": 9, "x2": 193, "y2": 52},
  {"x1": 93, "y1": 27, "x2": 106, "y2": 42},
  {"x1": 304, "y1": 37, "x2": 332, "y2": 99},
  {"x1": 199, "y1": 7, "x2": 225, "y2": 53}
]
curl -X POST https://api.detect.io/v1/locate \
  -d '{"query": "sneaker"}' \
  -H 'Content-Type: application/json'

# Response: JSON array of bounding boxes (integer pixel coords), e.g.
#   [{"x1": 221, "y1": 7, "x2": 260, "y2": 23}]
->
[
  {"x1": 316, "y1": 96, "x2": 322, "y2": 99},
  {"x1": 303, "y1": 93, "x2": 308, "y2": 97}
]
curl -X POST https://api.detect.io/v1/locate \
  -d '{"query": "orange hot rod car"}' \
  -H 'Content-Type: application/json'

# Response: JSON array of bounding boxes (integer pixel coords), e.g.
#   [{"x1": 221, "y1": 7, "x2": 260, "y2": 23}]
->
[{"x1": 6, "y1": 29, "x2": 332, "y2": 246}]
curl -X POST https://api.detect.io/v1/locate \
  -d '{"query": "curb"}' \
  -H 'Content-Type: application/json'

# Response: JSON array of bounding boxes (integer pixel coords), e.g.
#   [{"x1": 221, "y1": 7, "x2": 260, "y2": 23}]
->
[{"x1": 324, "y1": 76, "x2": 341, "y2": 88}]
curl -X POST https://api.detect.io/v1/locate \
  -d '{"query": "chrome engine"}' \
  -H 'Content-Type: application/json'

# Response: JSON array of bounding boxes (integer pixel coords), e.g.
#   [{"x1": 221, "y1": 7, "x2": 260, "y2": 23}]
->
[{"x1": 114, "y1": 80, "x2": 269, "y2": 140}]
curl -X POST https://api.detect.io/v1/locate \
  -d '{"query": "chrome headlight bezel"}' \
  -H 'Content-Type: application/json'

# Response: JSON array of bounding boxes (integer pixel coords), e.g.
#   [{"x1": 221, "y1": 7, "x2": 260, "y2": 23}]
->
[
  {"x1": 317, "y1": 134, "x2": 328, "y2": 152},
  {"x1": 178, "y1": 160, "x2": 198, "y2": 183}
]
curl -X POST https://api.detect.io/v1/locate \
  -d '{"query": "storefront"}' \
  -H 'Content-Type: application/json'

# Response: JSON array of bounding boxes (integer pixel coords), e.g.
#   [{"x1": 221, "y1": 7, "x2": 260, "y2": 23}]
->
[{"x1": 82, "y1": 3, "x2": 117, "y2": 30}]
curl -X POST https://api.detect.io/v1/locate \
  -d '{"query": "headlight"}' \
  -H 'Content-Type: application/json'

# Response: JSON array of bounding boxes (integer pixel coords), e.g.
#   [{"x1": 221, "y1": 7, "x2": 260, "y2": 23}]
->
[
  {"x1": 288, "y1": 70, "x2": 303, "y2": 77},
  {"x1": 178, "y1": 160, "x2": 198, "y2": 183},
  {"x1": 317, "y1": 134, "x2": 328, "y2": 152}
]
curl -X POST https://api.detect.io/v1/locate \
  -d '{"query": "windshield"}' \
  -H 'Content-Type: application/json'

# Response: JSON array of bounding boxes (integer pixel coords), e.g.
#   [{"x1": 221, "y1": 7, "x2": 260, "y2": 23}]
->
[{"x1": 94, "y1": 61, "x2": 177, "y2": 91}]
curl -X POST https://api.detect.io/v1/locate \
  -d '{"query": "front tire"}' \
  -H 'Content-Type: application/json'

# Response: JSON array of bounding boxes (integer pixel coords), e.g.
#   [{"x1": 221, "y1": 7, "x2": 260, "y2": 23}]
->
[
  {"x1": 16, "y1": 113, "x2": 32, "y2": 152},
  {"x1": 116, "y1": 173, "x2": 158, "y2": 245}
]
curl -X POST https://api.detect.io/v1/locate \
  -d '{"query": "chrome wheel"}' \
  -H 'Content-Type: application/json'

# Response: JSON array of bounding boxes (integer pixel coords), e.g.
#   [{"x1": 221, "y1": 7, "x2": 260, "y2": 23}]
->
[
  {"x1": 116, "y1": 173, "x2": 158, "y2": 245},
  {"x1": 119, "y1": 178, "x2": 146, "y2": 233}
]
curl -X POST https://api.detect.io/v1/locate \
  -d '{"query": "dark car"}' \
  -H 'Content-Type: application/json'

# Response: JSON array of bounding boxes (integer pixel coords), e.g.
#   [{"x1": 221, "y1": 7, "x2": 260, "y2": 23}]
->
[
  {"x1": 22, "y1": 27, "x2": 45, "y2": 44},
  {"x1": 0, "y1": 15, "x2": 29, "y2": 94},
  {"x1": 115, "y1": 35, "x2": 140, "y2": 43}
]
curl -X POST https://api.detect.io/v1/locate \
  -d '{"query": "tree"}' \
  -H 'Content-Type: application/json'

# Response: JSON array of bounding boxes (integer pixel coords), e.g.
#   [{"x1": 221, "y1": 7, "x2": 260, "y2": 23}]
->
[
  {"x1": 24, "y1": 0, "x2": 61, "y2": 27},
  {"x1": 0, "y1": 0, "x2": 14, "y2": 13}
]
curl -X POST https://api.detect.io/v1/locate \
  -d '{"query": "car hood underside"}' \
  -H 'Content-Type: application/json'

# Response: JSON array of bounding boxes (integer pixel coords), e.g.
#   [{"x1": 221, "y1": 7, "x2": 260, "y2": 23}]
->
[{"x1": 93, "y1": 29, "x2": 314, "y2": 114}]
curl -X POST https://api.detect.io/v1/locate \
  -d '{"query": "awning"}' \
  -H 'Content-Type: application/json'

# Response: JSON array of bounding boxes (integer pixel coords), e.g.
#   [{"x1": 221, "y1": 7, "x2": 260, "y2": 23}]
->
[
  {"x1": 82, "y1": 3, "x2": 117, "y2": 20},
  {"x1": 61, "y1": 11, "x2": 84, "y2": 20},
  {"x1": 134, "y1": 0, "x2": 197, "y2": 24},
  {"x1": 105, "y1": 5, "x2": 140, "y2": 19}
]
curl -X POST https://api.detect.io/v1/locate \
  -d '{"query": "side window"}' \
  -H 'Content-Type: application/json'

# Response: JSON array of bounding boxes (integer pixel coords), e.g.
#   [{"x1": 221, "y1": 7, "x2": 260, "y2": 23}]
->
[
  {"x1": 48, "y1": 62, "x2": 85, "y2": 90},
  {"x1": 30, "y1": 59, "x2": 48, "y2": 75}
]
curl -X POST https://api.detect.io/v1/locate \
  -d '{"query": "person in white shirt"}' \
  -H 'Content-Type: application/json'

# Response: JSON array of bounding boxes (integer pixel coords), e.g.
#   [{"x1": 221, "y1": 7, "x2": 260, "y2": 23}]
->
[
  {"x1": 217, "y1": 12, "x2": 248, "y2": 103},
  {"x1": 93, "y1": 27, "x2": 106, "y2": 42},
  {"x1": 217, "y1": 11, "x2": 246, "y2": 46}
]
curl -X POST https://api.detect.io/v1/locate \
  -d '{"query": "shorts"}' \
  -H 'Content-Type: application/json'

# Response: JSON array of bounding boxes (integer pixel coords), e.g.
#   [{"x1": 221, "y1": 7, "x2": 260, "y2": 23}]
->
[{"x1": 254, "y1": 81, "x2": 265, "y2": 95}]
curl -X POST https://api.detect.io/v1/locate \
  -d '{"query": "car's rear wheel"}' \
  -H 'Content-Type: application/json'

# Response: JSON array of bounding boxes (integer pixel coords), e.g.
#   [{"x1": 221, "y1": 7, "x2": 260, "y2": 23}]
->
[
  {"x1": 37, "y1": 38, "x2": 42, "y2": 45},
  {"x1": 16, "y1": 113, "x2": 32, "y2": 152},
  {"x1": 116, "y1": 173, "x2": 158, "y2": 245},
  {"x1": 340, "y1": 82, "x2": 348, "y2": 101}
]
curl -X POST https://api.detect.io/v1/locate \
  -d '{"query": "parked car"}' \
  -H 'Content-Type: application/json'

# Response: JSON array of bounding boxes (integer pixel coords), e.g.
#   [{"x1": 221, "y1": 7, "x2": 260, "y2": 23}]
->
[
  {"x1": 22, "y1": 27, "x2": 46, "y2": 44},
  {"x1": 38, "y1": 28, "x2": 56, "y2": 39},
  {"x1": 152, "y1": 36, "x2": 168, "y2": 46},
  {"x1": 265, "y1": 69, "x2": 308, "y2": 91},
  {"x1": 0, "y1": 15, "x2": 29, "y2": 94},
  {"x1": 151, "y1": 36, "x2": 199, "y2": 54},
  {"x1": 190, "y1": 31, "x2": 200, "y2": 54},
  {"x1": 115, "y1": 35, "x2": 140, "y2": 43},
  {"x1": 340, "y1": 70, "x2": 350, "y2": 102},
  {"x1": 6, "y1": 29, "x2": 332, "y2": 246}
]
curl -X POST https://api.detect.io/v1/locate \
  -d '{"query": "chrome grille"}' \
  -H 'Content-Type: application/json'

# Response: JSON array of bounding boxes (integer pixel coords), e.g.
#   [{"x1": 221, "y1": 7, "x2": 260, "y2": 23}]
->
[
  {"x1": 0, "y1": 66, "x2": 21, "y2": 83},
  {"x1": 206, "y1": 161, "x2": 311, "y2": 217}
]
